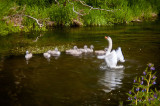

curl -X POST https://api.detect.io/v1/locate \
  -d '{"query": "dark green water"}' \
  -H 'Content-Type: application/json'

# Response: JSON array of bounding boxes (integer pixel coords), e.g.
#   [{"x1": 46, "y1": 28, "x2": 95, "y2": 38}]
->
[{"x1": 0, "y1": 20, "x2": 160, "y2": 105}]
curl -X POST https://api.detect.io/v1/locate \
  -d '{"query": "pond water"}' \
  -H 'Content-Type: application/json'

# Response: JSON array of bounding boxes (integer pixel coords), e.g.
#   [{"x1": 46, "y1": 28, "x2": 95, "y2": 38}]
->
[{"x1": 0, "y1": 20, "x2": 160, "y2": 105}]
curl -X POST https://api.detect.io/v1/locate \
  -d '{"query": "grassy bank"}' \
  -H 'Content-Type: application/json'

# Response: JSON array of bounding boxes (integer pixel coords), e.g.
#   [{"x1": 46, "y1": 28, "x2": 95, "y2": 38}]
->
[{"x1": 0, "y1": 0, "x2": 160, "y2": 36}]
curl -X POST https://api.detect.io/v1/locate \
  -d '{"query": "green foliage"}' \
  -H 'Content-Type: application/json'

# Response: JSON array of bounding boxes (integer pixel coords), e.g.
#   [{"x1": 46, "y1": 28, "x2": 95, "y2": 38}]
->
[
  {"x1": 0, "y1": 0, "x2": 160, "y2": 36},
  {"x1": 49, "y1": 3, "x2": 77, "y2": 26},
  {"x1": 127, "y1": 63, "x2": 160, "y2": 105},
  {"x1": 83, "y1": 10, "x2": 108, "y2": 26}
]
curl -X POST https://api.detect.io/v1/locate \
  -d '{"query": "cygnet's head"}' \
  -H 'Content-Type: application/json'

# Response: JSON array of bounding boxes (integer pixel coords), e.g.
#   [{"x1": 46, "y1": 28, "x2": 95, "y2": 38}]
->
[
  {"x1": 73, "y1": 46, "x2": 78, "y2": 50},
  {"x1": 48, "y1": 50, "x2": 51, "y2": 53},
  {"x1": 104, "y1": 48, "x2": 108, "y2": 51},
  {"x1": 90, "y1": 45, "x2": 94, "y2": 49},
  {"x1": 84, "y1": 45, "x2": 87, "y2": 49},
  {"x1": 26, "y1": 51, "x2": 29, "y2": 54},
  {"x1": 55, "y1": 47, "x2": 58, "y2": 51}
]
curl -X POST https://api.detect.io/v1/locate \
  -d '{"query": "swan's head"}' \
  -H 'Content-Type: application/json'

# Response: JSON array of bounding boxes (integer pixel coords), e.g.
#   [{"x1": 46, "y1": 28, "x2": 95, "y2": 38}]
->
[
  {"x1": 90, "y1": 45, "x2": 94, "y2": 49},
  {"x1": 105, "y1": 36, "x2": 111, "y2": 41},
  {"x1": 26, "y1": 51, "x2": 29, "y2": 54}
]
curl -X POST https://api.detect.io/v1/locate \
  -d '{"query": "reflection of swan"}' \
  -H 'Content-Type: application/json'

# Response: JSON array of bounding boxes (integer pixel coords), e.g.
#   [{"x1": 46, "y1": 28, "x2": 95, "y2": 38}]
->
[
  {"x1": 25, "y1": 51, "x2": 32, "y2": 60},
  {"x1": 99, "y1": 67, "x2": 124, "y2": 92},
  {"x1": 95, "y1": 48, "x2": 108, "y2": 55},
  {"x1": 49, "y1": 48, "x2": 61, "y2": 56},
  {"x1": 97, "y1": 36, "x2": 125, "y2": 69}
]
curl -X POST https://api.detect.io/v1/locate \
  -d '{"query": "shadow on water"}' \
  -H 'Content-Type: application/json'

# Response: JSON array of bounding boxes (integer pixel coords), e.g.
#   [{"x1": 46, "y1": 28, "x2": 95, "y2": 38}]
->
[{"x1": 0, "y1": 20, "x2": 160, "y2": 105}]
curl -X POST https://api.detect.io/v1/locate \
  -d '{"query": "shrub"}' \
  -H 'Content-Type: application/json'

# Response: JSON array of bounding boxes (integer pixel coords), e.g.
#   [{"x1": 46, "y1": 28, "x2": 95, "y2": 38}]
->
[{"x1": 127, "y1": 63, "x2": 160, "y2": 105}]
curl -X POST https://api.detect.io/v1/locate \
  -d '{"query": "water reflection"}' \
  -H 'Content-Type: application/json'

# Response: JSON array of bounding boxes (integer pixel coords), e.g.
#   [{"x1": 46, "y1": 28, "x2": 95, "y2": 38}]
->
[
  {"x1": 7, "y1": 68, "x2": 26, "y2": 106},
  {"x1": 99, "y1": 63, "x2": 125, "y2": 92}
]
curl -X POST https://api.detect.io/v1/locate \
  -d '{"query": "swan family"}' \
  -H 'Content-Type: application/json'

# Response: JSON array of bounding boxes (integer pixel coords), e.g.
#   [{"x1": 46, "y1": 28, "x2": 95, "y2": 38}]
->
[{"x1": 25, "y1": 36, "x2": 125, "y2": 69}]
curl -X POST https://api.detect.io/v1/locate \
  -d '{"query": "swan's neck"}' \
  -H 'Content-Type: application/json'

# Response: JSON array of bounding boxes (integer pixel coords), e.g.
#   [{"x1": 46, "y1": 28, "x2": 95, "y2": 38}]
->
[{"x1": 106, "y1": 38, "x2": 112, "y2": 54}]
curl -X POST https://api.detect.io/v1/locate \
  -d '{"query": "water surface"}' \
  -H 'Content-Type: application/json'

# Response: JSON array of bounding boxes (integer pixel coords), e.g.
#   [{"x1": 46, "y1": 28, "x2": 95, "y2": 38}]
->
[{"x1": 0, "y1": 20, "x2": 160, "y2": 105}]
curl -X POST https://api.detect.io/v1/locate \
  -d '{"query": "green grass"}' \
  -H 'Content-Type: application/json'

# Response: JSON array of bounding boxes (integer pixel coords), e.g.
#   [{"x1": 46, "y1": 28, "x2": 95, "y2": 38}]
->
[{"x1": 0, "y1": 0, "x2": 159, "y2": 36}]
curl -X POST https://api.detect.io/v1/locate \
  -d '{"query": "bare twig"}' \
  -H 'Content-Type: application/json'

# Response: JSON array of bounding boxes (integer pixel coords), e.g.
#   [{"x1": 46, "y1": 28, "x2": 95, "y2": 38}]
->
[
  {"x1": 67, "y1": 0, "x2": 114, "y2": 16},
  {"x1": 72, "y1": 5, "x2": 86, "y2": 16},
  {"x1": 67, "y1": 0, "x2": 87, "y2": 16},
  {"x1": 79, "y1": 0, "x2": 114, "y2": 12},
  {"x1": 23, "y1": 15, "x2": 43, "y2": 27},
  {"x1": 55, "y1": 0, "x2": 59, "y2": 5}
]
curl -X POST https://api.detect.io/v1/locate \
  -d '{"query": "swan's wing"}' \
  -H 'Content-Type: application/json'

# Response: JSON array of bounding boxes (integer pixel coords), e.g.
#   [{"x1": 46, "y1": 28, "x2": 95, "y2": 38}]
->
[
  {"x1": 97, "y1": 55, "x2": 106, "y2": 59},
  {"x1": 105, "y1": 50, "x2": 117, "y2": 68},
  {"x1": 115, "y1": 47, "x2": 125, "y2": 62}
]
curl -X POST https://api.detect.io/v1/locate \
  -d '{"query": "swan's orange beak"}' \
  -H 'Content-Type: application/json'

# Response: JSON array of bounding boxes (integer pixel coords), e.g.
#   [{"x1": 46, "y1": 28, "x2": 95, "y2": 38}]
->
[{"x1": 105, "y1": 36, "x2": 108, "y2": 39}]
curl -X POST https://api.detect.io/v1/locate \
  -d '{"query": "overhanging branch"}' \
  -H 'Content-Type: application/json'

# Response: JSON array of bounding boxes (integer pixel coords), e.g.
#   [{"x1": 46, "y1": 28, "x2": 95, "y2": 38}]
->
[
  {"x1": 23, "y1": 15, "x2": 43, "y2": 27},
  {"x1": 79, "y1": 0, "x2": 114, "y2": 12},
  {"x1": 55, "y1": 0, "x2": 59, "y2": 5},
  {"x1": 67, "y1": 0, "x2": 115, "y2": 16}
]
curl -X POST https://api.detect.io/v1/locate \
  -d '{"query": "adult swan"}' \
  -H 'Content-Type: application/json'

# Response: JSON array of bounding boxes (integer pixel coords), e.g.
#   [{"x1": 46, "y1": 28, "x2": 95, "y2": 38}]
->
[{"x1": 98, "y1": 36, "x2": 125, "y2": 69}]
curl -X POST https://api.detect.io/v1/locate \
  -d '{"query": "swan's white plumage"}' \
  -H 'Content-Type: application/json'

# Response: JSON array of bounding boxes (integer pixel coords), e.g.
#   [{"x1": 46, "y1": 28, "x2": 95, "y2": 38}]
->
[
  {"x1": 66, "y1": 46, "x2": 78, "y2": 54},
  {"x1": 97, "y1": 55, "x2": 106, "y2": 59},
  {"x1": 104, "y1": 50, "x2": 124, "y2": 69},
  {"x1": 66, "y1": 46, "x2": 82, "y2": 56},
  {"x1": 70, "y1": 50, "x2": 82, "y2": 56},
  {"x1": 97, "y1": 36, "x2": 125, "y2": 69},
  {"x1": 25, "y1": 51, "x2": 32, "y2": 60},
  {"x1": 49, "y1": 48, "x2": 61, "y2": 56},
  {"x1": 115, "y1": 47, "x2": 125, "y2": 63},
  {"x1": 79, "y1": 45, "x2": 88, "y2": 53},
  {"x1": 86, "y1": 45, "x2": 94, "y2": 53},
  {"x1": 43, "y1": 51, "x2": 51, "y2": 58},
  {"x1": 105, "y1": 50, "x2": 117, "y2": 68}
]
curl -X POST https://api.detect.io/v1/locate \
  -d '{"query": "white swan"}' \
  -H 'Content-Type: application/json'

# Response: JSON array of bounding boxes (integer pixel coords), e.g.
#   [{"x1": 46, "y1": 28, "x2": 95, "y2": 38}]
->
[
  {"x1": 43, "y1": 51, "x2": 51, "y2": 61},
  {"x1": 25, "y1": 51, "x2": 32, "y2": 60},
  {"x1": 79, "y1": 45, "x2": 88, "y2": 53},
  {"x1": 70, "y1": 46, "x2": 82, "y2": 56},
  {"x1": 49, "y1": 48, "x2": 61, "y2": 56},
  {"x1": 66, "y1": 46, "x2": 78, "y2": 54},
  {"x1": 66, "y1": 46, "x2": 82, "y2": 56},
  {"x1": 105, "y1": 50, "x2": 124, "y2": 69},
  {"x1": 70, "y1": 50, "x2": 82, "y2": 56},
  {"x1": 97, "y1": 36, "x2": 125, "y2": 69},
  {"x1": 86, "y1": 45, "x2": 94, "y2": 53}
]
